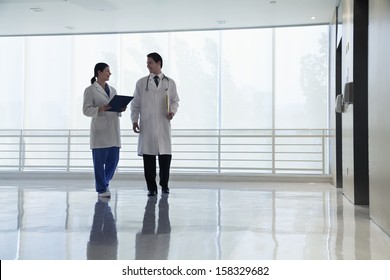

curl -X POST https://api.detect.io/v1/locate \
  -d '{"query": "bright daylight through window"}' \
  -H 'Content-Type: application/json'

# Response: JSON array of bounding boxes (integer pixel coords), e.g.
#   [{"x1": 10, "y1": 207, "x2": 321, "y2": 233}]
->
[{"x1": 0, "y1": 25, "x2": 329, "y2": 174}]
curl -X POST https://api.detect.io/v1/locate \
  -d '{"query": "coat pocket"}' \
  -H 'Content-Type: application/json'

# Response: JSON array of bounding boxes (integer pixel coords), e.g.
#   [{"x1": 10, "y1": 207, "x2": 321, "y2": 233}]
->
[{"x1": 92, "y1": 116, "x2": 108, "y2": 130}]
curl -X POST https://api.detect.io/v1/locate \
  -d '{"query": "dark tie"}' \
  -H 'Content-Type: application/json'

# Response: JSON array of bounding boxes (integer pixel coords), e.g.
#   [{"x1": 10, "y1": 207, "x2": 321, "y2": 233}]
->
[
  {"x1": 154, "y1": 76, "x2": 159, "y2": 87},
  {"x1": 104, "y1": 83, "x2": 110, "y2": 97}
]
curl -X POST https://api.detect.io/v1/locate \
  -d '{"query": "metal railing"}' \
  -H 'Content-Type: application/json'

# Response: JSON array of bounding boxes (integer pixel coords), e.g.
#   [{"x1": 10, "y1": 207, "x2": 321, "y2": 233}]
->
[{"x1": 0, "y1": 129, "x2": 332, "y2": 174}]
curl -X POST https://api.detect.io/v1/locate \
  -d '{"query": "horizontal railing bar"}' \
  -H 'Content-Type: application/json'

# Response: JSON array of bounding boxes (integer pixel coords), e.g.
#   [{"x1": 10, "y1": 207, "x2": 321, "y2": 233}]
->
[
  {"x1": 7, "y1": 158, "x2": 323, "y2": 162},
  {"x1": 170, "y1": 166, "x2": 274, "y2": 170},
  {"x1": 172, "y1": 144, "x2": 219, "y2": 146},
  {"x1": 223, "y1": 144, "x2": 323, "y2": 147},
  {"x1": 273, "y1": 160, "x2": 322, "y2": 162},
  {"x1": 11, "y1": 143, "x2": 69, "y2": 145},
  {"x1": 220, "y1": 151, "x2": 321, "y2": 154},
  {"x1": 12, "y1": 151, "x2": 69, "y2": 153},
  {"x1": 274, "y1": 144, "x2": 323, "y2": 146},
  {"x1": 174, "y1": 152, "x2": 272, "y2": 154},
  {"x1": 0, "y1": 167, "x2": 323, "y2": 172},
  {"x1": 274, "y1": 151, "x2": 322, "y2": 154}
]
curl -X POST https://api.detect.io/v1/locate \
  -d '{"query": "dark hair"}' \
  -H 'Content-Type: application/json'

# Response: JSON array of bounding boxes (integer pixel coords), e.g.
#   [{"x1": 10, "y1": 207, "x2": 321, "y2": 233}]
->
[
  {"x1": 147, "y1": 52, "x2": 163, "y2": 68},
  {"x1": 90, "y1": 62, "x2": 109, "y2": 84}
]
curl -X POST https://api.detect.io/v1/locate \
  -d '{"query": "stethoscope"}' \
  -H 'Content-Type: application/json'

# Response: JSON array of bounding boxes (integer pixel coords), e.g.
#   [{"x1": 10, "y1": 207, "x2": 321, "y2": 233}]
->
[{"x1": 145, "y1": 74, "x2": 170, "y2": 91}]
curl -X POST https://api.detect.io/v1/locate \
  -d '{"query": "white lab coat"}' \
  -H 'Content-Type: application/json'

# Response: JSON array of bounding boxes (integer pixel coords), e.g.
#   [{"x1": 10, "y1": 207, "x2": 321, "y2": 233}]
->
[
  {"x1": 83, "y1": 82, "x2": 121, "y2": 149},
  {"x1": 131, "y1": 74, "x2": 179, "y2": 156}
]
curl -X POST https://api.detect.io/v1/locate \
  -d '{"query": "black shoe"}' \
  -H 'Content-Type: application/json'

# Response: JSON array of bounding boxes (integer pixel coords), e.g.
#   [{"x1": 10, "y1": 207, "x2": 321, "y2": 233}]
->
[
  {"x1": 162, "y1": 187, "x2": 170, "y2": 194},
  {"x1": 147, "y1": 191, "x2": 157, "y2": 197}
]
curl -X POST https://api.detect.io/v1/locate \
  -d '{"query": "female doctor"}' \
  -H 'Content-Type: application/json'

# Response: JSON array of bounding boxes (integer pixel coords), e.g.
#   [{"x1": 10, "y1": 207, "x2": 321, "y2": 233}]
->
[
  {"x1": 83, "y1": 62, "x2": 126, "y2": 198},
  {"x1": 131, "y1": 52, "x2": 180, "y2": 197}
]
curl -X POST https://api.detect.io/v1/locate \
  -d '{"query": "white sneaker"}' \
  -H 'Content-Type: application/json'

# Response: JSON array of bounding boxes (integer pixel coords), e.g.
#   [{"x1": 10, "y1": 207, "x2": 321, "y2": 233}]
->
[{"x1": 98, "y1": 191, "x2": 111, "y2": 198}]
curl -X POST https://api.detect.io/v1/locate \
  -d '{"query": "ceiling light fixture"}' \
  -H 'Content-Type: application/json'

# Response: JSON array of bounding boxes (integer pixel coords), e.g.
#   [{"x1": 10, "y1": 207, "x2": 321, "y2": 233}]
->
[
  {"x1": 30, "y1": 7, "x2": 45, "y2": 12},
  {"x1": 270, "y1": 1, "x2": 277, "y2": 4},
  {"x1": 217, "y1": 20, "x2": 227, "y2": 24},
  {"x1": 311, "y1": 16, "x2": 316, "y2": 20}
]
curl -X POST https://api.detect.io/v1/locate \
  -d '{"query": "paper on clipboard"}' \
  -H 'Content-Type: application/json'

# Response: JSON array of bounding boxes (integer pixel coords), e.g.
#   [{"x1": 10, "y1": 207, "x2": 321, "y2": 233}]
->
[{"x1": 166, "y1": 94, "x2": 170, "y2": 113}]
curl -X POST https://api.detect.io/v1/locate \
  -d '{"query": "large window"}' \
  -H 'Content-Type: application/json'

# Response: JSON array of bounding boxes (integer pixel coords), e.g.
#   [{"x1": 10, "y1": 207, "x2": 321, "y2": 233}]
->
[
  {"x1": 274, "y1": 26, "x2": 328, "y2": 129},
  {"x1": 0, "y1": 26, "x2": 329, "y2": 174},
  {"x1": 0, "y1": 25, "x2": 328, "y2": 131},
  {"x1": 221, "y1": 29, "x2": 274, "y2": 129}
]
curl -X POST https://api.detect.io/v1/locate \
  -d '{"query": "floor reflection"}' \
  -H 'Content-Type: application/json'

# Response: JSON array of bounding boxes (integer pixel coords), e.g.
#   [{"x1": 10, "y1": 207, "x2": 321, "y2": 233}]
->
[
  {"x1": 87, "y1": 197, "x2": 118, "y2": 260},
  {"x1": 135, "y1": 194, "x2": 171, "y2": 260},
  {"x1": 1, "y1": 180, "x2": 390, "y2": 260},
  {"x1": 335, "y1": 191, "x2": 372, "y2": 260}
]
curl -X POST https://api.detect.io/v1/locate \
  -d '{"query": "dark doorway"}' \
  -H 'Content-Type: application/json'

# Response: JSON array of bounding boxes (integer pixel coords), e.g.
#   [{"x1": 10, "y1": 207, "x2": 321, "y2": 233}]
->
[{"x1": 336, "y1": 40, "x2": 343, "y2": 188}]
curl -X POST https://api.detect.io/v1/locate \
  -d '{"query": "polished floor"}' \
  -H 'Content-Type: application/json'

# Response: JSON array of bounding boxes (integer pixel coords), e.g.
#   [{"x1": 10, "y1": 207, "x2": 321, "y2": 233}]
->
[{"x1": 1, "y1": 176, "x2": 390, "y2": 260}]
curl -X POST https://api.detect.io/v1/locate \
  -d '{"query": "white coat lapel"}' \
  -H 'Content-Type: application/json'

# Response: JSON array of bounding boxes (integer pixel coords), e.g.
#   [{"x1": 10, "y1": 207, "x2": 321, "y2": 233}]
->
[
  {"x1": 94, "y1": 82, "x2": 110, "y2": 100},
  {"x1": 149, "y1": 75, "x2": 158, "y2": 90}
]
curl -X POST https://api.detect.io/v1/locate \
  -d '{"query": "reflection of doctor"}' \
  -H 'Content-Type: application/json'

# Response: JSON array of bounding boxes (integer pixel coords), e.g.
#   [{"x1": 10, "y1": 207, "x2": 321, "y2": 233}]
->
[
  {"x1": 87, "y1": 198, "x2": 118, "y2": 260},
  {"x1": 135, "y1": 195, "x2": 171, "y2": 259}
]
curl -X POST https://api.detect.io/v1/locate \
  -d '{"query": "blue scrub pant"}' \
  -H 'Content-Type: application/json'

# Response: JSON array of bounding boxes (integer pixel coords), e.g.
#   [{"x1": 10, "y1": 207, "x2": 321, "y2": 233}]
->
[{"x1": 92, "y1": 147, "x2": 120, "y2": 194}]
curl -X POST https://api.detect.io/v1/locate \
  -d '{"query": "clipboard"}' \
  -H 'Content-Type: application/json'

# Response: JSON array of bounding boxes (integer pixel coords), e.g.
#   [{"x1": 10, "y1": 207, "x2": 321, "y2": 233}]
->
[
  {"x1": 107, "y1": 95, "x2": 133, "y2": 112},
  {"x1": 166, "y1": 94, "x2": 170, "y2": 113}
]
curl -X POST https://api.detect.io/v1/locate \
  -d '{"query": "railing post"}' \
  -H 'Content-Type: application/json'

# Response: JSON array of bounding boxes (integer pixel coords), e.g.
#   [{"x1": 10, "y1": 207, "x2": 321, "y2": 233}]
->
[
  {"x1": 18, "y1": 130, "x2": 23, "y2": 171},
  {"x1": 322, "y1": 130, "x2": 325, "y2": 174},
  {"x1": 67, "y1": 130, "x2": 71, "y2": 172},
  {"x1": 218, "y1": 129, "x2": 221, "y2": 173},
  {"x1": 272, "y1": 129, "x2": 276, "y2": 174}
]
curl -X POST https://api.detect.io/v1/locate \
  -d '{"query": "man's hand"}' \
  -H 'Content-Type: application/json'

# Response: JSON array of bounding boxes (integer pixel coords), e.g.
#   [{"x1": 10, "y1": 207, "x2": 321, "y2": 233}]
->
[
  {"x1": 167, "y1": 112, "x2": 174, "y2": 120},
  {"x1": 133, "y1": 122, "x2": 140, "y2": 133}
]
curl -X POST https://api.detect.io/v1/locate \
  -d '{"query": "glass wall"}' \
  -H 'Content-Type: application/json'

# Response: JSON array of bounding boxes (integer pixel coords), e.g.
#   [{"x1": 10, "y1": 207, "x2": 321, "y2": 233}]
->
[
  {"x1": 221, "y1": 29, "x2": 273, "y2": 129},
  {"x1": 0, "y1": 26, "x2": 329, "y2": 174},
  {"x1": 0, "y1": 25, "x2": 328, "y2": 131},
  {"x1": 274, "y1": 26, "x2": 328, "y2": 129}
]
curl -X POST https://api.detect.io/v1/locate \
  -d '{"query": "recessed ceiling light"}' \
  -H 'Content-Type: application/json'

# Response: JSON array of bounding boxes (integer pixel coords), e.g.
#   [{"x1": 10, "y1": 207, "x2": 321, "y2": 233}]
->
[
  {"x1": 311, "y1": 16, "x2": 316, "y2": 20},
  {"x1": 217, "y1": 20, "x2": 227, "y2": 24},
  {"x1": 30, "y1": 7, "x2": 45, "y2": 12}
]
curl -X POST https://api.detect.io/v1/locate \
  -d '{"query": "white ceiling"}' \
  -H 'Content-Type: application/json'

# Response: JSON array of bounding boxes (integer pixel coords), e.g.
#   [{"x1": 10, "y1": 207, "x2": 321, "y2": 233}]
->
[{"x1": 0, "y1": 0, "x2": 338, "y2": 36}]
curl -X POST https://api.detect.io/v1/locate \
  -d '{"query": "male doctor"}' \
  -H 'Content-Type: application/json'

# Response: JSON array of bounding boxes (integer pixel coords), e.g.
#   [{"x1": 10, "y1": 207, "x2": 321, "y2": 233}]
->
[{"x1": 131, "y1": 52, "x2": 180, "y2": 196}]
